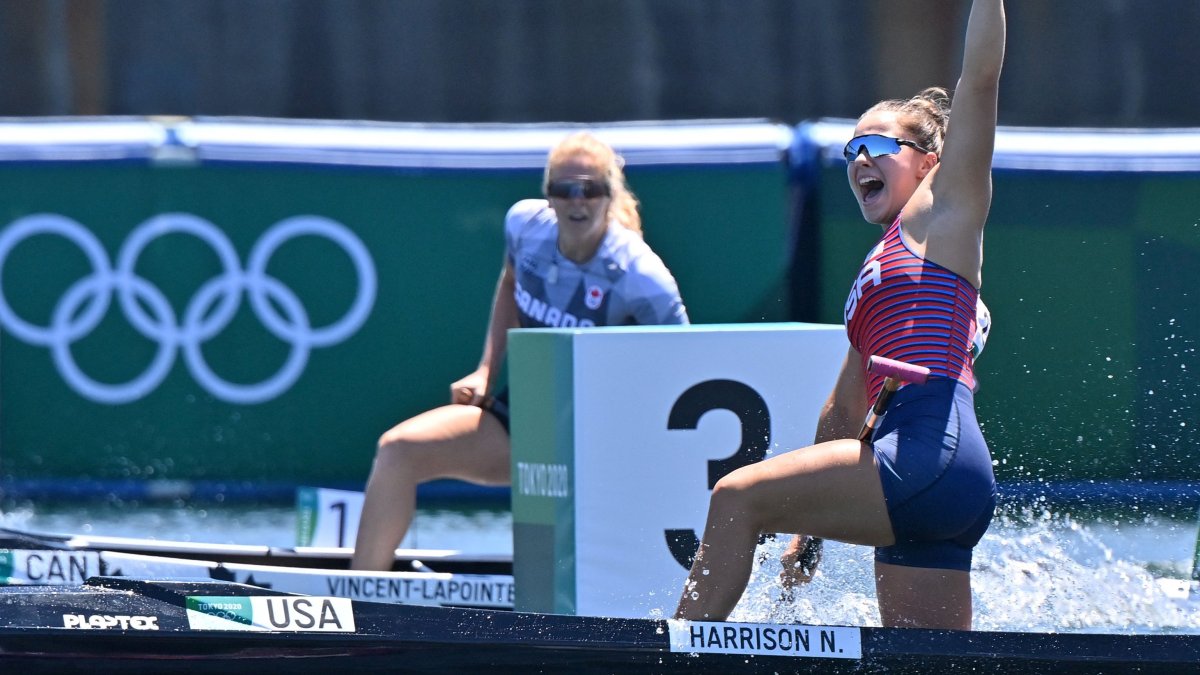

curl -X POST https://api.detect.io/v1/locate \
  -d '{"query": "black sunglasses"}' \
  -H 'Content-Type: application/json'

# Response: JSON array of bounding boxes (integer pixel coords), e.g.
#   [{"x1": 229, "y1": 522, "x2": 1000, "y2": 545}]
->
[
  {"x1": 843, "y1": 134, "x2": 933, "y2": 162},
  {"x1": 545, "y1": 177, "x2": 611, "y2": 200}
]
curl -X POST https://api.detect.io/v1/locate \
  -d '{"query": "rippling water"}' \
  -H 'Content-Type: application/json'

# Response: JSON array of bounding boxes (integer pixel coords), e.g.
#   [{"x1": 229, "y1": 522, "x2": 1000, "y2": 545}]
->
[
  {"x1": 731, "y1": 505, "x2": 1200, "y2": 634},
  {"x1": 3, "y1": 499, "x2": 1197, "y2": 634}
]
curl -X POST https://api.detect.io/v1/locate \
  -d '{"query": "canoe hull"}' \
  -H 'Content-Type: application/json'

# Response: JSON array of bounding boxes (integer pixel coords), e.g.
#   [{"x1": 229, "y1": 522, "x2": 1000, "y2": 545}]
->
[{"x1": 0, "y1": 577, "x2": 1196, "y2": 675}]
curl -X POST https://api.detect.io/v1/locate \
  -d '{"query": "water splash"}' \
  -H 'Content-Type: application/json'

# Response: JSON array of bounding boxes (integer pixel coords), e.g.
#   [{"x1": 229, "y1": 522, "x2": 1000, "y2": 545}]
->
[
  {"x1": 731, "y1": 536, "x2": 881, "y2": 627},
  {"x1": 5, "y1": 501, "x2": 1197, "y2": 633},
  {"x1": 729, "y1": 507, "x2": 1200, "y2": 634}
]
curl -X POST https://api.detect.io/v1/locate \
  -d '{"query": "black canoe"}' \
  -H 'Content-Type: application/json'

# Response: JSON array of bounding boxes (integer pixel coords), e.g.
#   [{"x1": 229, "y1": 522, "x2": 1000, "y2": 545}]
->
[
  {"x1": 0, "y1": 527, "x2": 514, "y2": 610},
  {"x1": 0, "y1": 576, "x2": 1196, "y2": 674}
]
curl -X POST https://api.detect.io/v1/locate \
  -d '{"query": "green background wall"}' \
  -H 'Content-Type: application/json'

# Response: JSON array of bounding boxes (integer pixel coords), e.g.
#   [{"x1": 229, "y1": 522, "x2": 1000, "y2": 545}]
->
[
  {"x1": 2, "y1": 119, "x2": 1196, "y2": 493},
  {"x1": 0, "y1": 121, "x2": 792, "y2": 489}
]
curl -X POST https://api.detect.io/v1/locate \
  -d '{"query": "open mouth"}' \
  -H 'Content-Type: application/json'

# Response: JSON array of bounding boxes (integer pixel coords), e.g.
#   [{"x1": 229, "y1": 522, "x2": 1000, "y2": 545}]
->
[{"x1": 858, "y1": 176, "x2": 884, "y2": 203}]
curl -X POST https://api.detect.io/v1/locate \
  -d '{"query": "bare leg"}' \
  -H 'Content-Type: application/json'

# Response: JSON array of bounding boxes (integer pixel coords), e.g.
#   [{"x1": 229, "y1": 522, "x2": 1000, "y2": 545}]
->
[
  {"x1": 675, "y1": 438, "x2": 894, "y2": 620},
  {"x1": 875, "y1": 562, "x2": 972, "y2": 630},
  {"x1": 350, "y1": 404, "x2": 509, "y2": 570}
]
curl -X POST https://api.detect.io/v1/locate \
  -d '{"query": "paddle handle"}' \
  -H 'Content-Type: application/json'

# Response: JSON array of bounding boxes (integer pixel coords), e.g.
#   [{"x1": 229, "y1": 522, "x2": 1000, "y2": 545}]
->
[
  {"x1": 857, "y1": 357, "x2": 931, "y2": 442},
  {"x1": 866, "y1": 355, "x2": 931, "y2": 385}
]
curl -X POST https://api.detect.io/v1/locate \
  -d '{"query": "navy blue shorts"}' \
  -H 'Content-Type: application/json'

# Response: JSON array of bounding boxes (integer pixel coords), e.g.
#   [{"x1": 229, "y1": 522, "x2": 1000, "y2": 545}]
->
[
  {"x1": 871, "y1": 378, "x2": 996, "y2": 571},
  {"x1": 484, "y1": 387, "x2": 511, "y2": 434}
]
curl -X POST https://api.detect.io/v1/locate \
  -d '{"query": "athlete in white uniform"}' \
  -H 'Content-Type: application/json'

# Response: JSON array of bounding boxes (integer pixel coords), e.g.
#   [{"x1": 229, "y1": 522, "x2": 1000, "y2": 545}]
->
[
  {"x1": 351, "y1": 132, "x2": 688, "y2": 571},
  {"x1": 506, "y1": 198, "x2": 687, "y2": 330}
]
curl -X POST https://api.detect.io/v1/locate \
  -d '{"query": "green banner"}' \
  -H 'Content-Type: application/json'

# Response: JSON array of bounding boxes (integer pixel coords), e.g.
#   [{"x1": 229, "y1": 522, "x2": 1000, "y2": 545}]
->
[
  {"x1": 0, "y1": 120, "x2": 792, "y2": 490},
  {"x1": 509, "y1": 329, "x2": 577, "y2": 613}
]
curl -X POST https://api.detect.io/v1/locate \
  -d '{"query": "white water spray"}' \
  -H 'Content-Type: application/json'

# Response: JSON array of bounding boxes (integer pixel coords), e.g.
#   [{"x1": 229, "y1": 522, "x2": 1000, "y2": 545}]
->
[{"x1": 729, "y1": 506, "x2": 1200, "y2": 634}]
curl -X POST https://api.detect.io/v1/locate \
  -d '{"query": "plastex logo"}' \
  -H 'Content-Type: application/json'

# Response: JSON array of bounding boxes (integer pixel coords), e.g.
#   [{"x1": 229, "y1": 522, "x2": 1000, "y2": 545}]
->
[
  {"x1": 63, "y1": 614, "x2": 160, "y2": 630},
  {"x1": 186, "y1": 595, "x2": 356, "y2": 632}
]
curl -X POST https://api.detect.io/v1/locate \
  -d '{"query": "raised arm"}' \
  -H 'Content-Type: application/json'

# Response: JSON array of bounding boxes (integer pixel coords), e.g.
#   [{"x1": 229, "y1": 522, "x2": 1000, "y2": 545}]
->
[
  {"x1": 939, "y1": 0, "x2": 1005, "y2": 199},
  {"x1": 915, "y1": 0, "x2": 1005, "y2": 286}
]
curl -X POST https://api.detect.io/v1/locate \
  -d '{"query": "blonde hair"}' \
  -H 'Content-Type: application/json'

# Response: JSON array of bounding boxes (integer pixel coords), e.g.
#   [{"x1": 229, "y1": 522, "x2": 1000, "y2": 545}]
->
[
  {"x1": 543, "y1": 131, "x2": 642, "y2": 236},
  {"x1": 864, "y1": 87, "x2": 951, "y2": 155}
]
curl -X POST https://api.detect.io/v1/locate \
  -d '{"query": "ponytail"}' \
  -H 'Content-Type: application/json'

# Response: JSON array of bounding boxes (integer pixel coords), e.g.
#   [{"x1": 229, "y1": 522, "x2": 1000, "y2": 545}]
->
[{"x1": 865, "y1": 86, "x2": 951, "y2": 155}]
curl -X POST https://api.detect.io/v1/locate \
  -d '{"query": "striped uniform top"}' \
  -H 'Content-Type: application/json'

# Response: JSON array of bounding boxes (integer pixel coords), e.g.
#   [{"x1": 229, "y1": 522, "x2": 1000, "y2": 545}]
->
[{"x1": 844, "y1": 216, "x2": 979, "y2": 402}]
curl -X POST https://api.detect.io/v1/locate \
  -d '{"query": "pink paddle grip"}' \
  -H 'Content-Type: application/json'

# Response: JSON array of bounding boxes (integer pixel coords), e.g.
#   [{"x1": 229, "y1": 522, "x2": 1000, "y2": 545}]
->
[{"x1": 866, "y1": 356, "x2": 931, "y2": 385}]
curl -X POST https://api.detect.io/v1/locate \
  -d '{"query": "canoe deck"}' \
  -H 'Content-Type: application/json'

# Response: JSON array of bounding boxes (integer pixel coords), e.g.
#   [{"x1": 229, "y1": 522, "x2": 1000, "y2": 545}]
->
[{"x1": 0, "y1": 576, "x2": 1196, "y2": 674}]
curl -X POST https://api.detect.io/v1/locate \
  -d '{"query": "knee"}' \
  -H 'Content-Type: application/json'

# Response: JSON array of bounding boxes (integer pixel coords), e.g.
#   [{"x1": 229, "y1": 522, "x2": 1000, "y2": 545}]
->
[
  {"x1": 705, "y1": 468, "x2": 753, "y2": 509},
  {"x1": 711, "y1": 465, "x2": 760, "y2": 497},
  {"x1": 708, "y1": 470, "x2": 762, "y2": 518},
  {"x1": 375, "y1": 429, "x2": 418, "y2": 468}
]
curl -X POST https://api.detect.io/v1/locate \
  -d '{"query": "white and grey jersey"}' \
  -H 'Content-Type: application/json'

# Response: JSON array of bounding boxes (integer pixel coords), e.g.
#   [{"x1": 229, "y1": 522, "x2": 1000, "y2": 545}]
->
[{"x1": 504, "y1": 199, "x2": 689, "y2": 328}]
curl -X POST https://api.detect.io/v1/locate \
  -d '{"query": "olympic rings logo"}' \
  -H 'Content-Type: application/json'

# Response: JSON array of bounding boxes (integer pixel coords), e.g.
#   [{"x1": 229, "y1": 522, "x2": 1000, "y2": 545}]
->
[{"x1": 0, "y1": 213, "x2": 376, "y2": 405}]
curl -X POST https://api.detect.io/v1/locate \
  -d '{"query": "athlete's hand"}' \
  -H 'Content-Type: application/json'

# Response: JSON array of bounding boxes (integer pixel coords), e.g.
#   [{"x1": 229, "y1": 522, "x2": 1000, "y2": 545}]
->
[
  {"x1": 450, "y1": 371, "x2": 488, "y2": 406},
  {"x1": 779, "y1": 535, "x2": 823, "y2": 592}
]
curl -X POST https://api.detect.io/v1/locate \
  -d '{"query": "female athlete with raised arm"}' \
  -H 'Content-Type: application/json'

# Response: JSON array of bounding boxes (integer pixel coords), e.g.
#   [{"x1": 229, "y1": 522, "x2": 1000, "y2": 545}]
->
[{"x1": 675, "y1": 0, "x2": 1005, "y2": 629}]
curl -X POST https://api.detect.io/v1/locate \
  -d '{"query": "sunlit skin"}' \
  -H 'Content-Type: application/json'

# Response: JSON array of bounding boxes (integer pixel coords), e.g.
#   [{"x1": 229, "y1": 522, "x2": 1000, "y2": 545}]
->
[
  {"x1": 845, "y1": 108, "x2": 989, "y2": 288},
  {"x1": 846, "y1": 112, "x2": 938, "y2": 228},
  {"x1": 546, "y1": 156, "x2": 612, "y2": 263}
]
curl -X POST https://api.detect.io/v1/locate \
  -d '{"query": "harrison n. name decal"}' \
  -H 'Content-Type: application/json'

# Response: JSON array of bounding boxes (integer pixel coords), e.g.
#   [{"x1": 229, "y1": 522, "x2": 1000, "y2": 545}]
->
[{"x1": 668, "y1": 620, "x2": 861, "y2": 659}]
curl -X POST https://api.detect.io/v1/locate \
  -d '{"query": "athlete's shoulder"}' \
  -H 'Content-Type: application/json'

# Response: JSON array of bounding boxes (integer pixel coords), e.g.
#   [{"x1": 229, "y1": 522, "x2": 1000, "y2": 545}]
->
[
  {"x1": 505, "y1": 199, "x2": 553, "y2": 229},
  {"x1": 602, "y1": 225, "x2": 656, "y2": 266},
  {"x1": 505, "y1": 199, "x2": 556, "y2": 253},
  {"x1": 606, "y1": 229, "x2": 680, "y2": 290}
]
